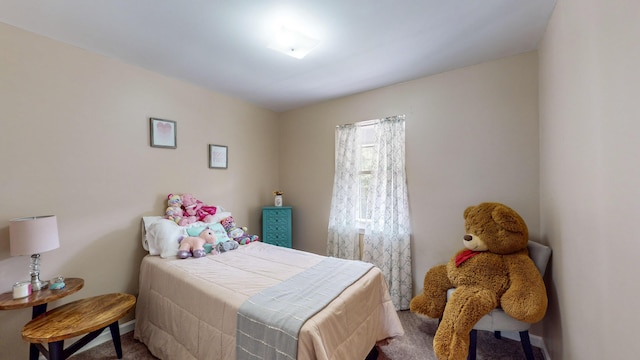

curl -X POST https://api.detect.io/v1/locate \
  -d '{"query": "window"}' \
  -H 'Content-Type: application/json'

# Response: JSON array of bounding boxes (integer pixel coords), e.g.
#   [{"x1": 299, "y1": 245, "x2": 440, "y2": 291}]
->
[
  {"x1": 357, "y1": 125, "x2": 376, "y2": 223},
  {"x1": 327, "y1": 115, "x2": 412, "y2": 309}
]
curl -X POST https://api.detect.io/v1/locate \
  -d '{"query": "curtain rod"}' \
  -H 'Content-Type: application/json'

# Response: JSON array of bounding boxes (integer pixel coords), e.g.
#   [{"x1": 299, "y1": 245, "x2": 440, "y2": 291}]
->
[{"x1": 336, "y1": 114, "x2": 405, "y2": 128}]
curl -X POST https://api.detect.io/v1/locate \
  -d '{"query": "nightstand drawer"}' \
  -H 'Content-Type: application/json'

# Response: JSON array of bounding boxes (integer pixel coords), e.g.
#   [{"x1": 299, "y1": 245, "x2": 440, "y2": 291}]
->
[{"x1": 262, "y1": 206, "x2": 292, "y2": 248}]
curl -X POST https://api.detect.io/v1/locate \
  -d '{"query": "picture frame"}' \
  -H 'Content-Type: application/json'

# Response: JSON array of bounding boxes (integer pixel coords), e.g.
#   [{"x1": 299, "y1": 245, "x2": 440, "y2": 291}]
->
[
  {"x1": 149, "y1": 118, "x2": 177, "y2": 149},
  {"x1": 209, "y1": 144, "x2": 228, "y2": 169}
]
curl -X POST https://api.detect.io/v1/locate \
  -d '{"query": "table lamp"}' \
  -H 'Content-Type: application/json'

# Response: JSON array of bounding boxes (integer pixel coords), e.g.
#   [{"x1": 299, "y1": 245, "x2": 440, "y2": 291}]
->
[{"x1": 9, "y1": 215, "x2": 60, "y2": 291}]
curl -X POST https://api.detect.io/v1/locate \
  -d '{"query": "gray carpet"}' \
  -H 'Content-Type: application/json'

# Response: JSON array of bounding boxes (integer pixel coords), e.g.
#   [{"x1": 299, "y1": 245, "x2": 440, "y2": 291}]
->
[
  {"x1": 376, "y1": 311, "x2": 545, "y2": 360},
  {"x1": 71, "y1": 311, "x2": 545, "y2": 359}
]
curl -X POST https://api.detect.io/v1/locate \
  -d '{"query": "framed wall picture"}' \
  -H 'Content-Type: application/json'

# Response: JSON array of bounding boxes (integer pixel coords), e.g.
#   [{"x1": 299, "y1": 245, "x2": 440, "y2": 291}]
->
[
  {"x1": 209, "y1": 144, "x2": 228, "y2": 169},
  {"x1": 149, "y1": 118, "x2": 177, "y2": 149}
]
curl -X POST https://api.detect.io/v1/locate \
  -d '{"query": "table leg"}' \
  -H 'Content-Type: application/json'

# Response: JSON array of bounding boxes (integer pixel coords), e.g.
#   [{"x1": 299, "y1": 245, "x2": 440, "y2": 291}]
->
[
  {"x1": 109, "y1": 321, "x2": 123, "y2": 359},
  {"x1": 28, "y1": 345, "x2": 39, "y2": 360},
  {"x1": 29, "y1": 304, "x2": 48, "y2": 360},
  {"x1": 48, "y1": 341, "x2": 64, "y2": 360},
  {"x1": 32, "y1": 304, "x2": 48, "y2": 318}
]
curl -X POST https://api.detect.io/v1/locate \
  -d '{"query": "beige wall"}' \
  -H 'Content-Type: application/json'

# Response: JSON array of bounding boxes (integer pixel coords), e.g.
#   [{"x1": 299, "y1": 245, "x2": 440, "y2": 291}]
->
[
  {"x1": 279, "y1": 52, "x2": 540, "y2": 308},
  {"x1": 0, "y1": 23, "x2": 280, "y2": 358},
  {"x1": 10, "y1": 1, "x2": 637, "y2": 356},
  {"x1": 539, "y1": 0, "x2": 640, "y2": 358}
]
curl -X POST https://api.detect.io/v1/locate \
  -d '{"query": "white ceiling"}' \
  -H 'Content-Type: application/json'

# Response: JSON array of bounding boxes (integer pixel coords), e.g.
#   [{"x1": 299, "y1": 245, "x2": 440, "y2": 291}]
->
[{"x1": 0, "y1": 0, "x2": 556, "y2": 112}]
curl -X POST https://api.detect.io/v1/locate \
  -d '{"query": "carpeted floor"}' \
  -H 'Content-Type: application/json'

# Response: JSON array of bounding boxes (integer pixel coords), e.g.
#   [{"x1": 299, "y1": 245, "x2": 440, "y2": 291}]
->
[
  {"x1": 70, "y1": 311, "x2": 544, "y2": 359},
  {"x1": 376, "y1": 311, "x2": 545, "y2": 360}
]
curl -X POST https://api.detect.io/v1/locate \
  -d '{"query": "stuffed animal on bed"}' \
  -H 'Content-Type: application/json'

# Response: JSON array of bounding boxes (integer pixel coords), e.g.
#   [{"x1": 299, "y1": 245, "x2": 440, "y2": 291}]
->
[
  {"x1": 216, "y1": 239, "x2": 239, "y2": 253},
  {"x1": 409, "y1": 202, "x2": 547, "y2": 360},
  {"x1": 177, "y1": 228, "x2": 218, "y2": 259},
  {"x1": 165, "y1": 194, "x2": 184, "y2": 225},
  {"x1": 165, "y1": 193, "x2": 197, "y2": 226},
  {"x1": 186, "y1": 225, "x2": 239, "y2": 253},
  {"x1": 220, "y1": 216, "x2": 259, "y2": 245},
  {"x1": 181, "y1": 193, "x2": 219, "y2": 223}
]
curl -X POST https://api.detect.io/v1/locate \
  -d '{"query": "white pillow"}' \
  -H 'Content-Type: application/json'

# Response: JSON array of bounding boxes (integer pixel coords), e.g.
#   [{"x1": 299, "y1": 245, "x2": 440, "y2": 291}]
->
[
  {"x1": 146, "y1": 219, "x2": 185, "y2": 258},
  {"x1": 141, "y1": 216, "x2": 164, "y2": 251}
]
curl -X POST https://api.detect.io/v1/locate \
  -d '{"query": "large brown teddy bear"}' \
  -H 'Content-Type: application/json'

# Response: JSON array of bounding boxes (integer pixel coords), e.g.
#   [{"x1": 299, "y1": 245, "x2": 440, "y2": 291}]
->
[{"x1": 409, "y1": 202, "x2": 547, "y2": 360}]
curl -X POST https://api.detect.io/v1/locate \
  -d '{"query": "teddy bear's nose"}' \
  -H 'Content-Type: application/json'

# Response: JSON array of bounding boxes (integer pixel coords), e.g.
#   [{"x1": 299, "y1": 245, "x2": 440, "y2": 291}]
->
[{"x1": 464, "y1": 235, "x2": 473, "y2": 241}]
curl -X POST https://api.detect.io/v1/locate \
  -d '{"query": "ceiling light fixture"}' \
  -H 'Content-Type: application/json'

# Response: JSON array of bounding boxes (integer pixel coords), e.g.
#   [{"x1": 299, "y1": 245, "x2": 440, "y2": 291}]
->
[{"x1": 267, "y1": 26, "x2": 320, "y2": 59}]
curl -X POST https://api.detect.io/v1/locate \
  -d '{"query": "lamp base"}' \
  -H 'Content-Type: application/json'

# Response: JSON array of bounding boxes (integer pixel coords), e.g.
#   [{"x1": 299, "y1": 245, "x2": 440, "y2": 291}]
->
[
  {"x1": 29, "y1": 253, "x2": 49, "y2": 291},
  {"x1": 31, "y1": 277, "x2": 49, "y2": 291}
]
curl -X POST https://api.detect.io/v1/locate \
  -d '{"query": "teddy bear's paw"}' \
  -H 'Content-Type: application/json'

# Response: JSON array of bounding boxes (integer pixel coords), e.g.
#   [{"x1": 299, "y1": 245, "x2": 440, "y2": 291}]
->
[
  {"x1": 434, "y1": 331, "x2": 470, "y2": 360},
  {"x1": 409, "y1": 294, "x2": 445, "y2": 319},
  {"x1": 412, "y1": 312, "x2": 435, "y2": 321},
  {"x1": 503, "y1": 301, "x2": 547, "y2": 323},
  {"x1": 448, "y1": 334, "x2": 472, "y2": 360},
  {"x1": 433, "y1": 332, "x2": 452, "y2": 360}
]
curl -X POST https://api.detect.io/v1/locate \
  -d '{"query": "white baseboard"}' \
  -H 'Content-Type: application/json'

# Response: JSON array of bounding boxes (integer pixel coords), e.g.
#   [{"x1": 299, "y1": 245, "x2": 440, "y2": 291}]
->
[
  {"x1": 501, "y1": 331, "x2": 551, "y2": 360},
  {"x1": 38, "y1": 320, "x2": 136, "y2": 360}
]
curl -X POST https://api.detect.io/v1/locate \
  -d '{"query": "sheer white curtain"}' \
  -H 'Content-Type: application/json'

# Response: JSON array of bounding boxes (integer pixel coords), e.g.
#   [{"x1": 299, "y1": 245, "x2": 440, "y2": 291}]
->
[
  {"x1": 362, "y1": 116, "x2": 412, "y2": 310},
  {"x1": 327, "y1": 124, "x2": 361, "y2": 260},
  {"x1": 328, "y1": 116, "x2": 412, "y2": 310}
]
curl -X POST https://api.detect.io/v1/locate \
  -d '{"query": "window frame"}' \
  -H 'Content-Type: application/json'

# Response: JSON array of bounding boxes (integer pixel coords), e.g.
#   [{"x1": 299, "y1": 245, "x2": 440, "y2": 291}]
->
[{"x1": 356, "y1": 123, "x2": 377, "y2": 228}]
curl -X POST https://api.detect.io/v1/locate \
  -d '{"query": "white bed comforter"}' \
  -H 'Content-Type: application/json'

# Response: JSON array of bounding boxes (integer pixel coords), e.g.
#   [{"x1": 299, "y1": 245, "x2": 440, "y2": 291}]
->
[{"x1": 134, "y1": 242, "x2": 403, "y2": 360}]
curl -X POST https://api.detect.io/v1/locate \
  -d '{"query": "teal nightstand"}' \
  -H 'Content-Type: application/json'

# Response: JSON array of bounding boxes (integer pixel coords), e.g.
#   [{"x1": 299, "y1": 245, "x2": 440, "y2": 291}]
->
[{"x1": 262, "y1": 206, "x2": 292, "y2": 248}]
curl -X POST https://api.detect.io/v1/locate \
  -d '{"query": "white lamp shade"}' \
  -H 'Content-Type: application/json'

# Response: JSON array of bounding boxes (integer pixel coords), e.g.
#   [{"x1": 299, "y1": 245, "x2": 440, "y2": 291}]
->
[{"x1": 9, "y1": 215, "x2": 60, "y2": 256}]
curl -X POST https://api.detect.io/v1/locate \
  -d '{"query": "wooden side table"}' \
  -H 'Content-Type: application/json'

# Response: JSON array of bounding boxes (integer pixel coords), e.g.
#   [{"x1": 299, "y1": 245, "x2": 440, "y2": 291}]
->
[
  {"x1": 0, "y1": 278, "x2": 84, "y2": 318},
  {"x1": 22, "y1": 293, "x2": 136, "y2": 360},
  {"x1": 0, "y1": 278, "x2": 84, "y2": 360}
]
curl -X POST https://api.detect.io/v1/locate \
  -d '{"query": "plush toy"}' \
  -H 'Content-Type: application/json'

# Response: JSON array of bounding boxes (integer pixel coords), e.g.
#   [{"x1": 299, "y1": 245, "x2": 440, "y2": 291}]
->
[
  {"x1": 409, "y1": 202, "x2": 547, "y2": 360},
  {"x1": 220, "y1": 216, "x2": 259, "y2": 245},
  {"x1": 177, "y1": 228, "x2": 218, "y2": 259},
  {"x1": 216, "y1": 239, "x2": 239, "y2": 253},
  {"x1": 181, "y1": 193, "x2": 218, "y2": 222},
  {"x1": 165, "y1": 193, "x2": 197, "y2": 226},
  {"x1": 186, "y1": 225, "x2": 239, "y2": 253},
  {"x1": 165, "y1": 194, "x2": 184, "y2": 225}
]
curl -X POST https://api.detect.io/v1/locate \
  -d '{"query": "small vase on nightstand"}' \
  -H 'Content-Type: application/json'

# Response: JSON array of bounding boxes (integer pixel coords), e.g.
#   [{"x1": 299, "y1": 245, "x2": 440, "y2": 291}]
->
[{"x1": 273, "y1": 190, "x2": 284, "y2": 207}]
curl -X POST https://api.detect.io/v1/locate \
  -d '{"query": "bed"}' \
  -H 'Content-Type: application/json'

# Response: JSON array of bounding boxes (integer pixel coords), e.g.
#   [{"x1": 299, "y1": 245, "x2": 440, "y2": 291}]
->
[{"x1": 134, "y1": 217, "x2": 404, "y2": 360}]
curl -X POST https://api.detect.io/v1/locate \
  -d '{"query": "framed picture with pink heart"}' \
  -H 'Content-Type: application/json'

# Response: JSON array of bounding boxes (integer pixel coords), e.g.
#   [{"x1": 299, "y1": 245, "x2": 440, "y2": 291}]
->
[{"x1": 150, "y1": 118, "x2": 177, "y2": 149}]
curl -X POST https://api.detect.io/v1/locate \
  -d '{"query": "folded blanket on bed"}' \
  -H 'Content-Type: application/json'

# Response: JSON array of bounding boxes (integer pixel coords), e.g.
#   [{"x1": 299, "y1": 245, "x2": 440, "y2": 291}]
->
[{"x1": 236, "y1": 257, "x2": 374, "y2": 360}]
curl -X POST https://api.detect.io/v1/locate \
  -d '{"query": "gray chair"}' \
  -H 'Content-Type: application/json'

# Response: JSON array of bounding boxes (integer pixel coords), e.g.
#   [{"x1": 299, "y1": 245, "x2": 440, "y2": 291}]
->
[{"x1": 446, "y1": 240, "x2": 551, "y2": 360}]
